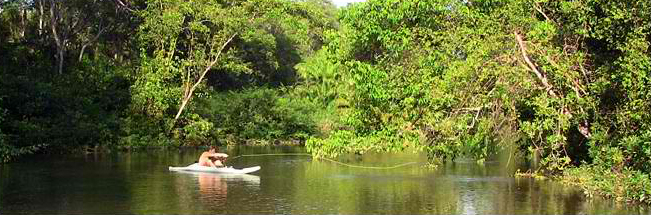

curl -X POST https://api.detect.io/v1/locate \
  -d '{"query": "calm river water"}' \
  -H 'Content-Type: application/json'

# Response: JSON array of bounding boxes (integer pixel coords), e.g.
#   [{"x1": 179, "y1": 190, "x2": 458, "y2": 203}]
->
[{"x1": 0, "y1": 146, "x2": 648, "y2": 214}]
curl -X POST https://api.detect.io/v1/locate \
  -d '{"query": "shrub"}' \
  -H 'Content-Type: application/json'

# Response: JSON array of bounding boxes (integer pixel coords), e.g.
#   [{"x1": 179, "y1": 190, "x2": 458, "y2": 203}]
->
[{"x1": 198, "y1": 88, "x2": 326, "y2": 144}]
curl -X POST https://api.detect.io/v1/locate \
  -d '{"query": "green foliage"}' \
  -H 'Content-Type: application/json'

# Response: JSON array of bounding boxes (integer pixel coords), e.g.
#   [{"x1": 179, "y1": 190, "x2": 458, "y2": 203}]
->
[
  {"x1": 130, "y1": 54, "x2": 181, "y2": 118},
  {"x1": 0, "y1": 43, "x2": 128, "y2": 158},
  {"x1": 301, "y1": 0, "x2": 651, "y2": 203},
  {"x1": 306, "y1": 0, "x2": 508, "y2": 160},
  {"x1": 181, "y1": 113, "x2": 215, "y2": 145},
  {"x1": 198, "y1": 88, "x2": 323, "y2": 144},
  {"x1": 305, "y1": 0, "x2": 651, "y2": 190},
  {"x1": 0, "y1": 100, "x2": 8, "y2": 161},
  {"x1": 0, "y1": 101, "x2": 43, "y2": 161},
  {"x1": 306, "y1": 128, "x2": 415, "y2": 158},
  {"x1": 0, "y1": 0, "x2": 338, "y2": 161},
  {"x1": 133, "y1": 0, "x2": 236, "y2": 117},
  {"x1": 130, "y1": 0, "x2": 338, "y2": 144},
  {"x1": 0, "y1": 0, "x2": 143, "y2": 160},
  {"x1": 119, "y1": 114, "x2": 178, "y2": 148},
  {"x1": 294, "y1": 48, "x2": 343, "y2": 105},
  {"x1": 564, "y1": 165, "x2": 651, "y2": 204}
]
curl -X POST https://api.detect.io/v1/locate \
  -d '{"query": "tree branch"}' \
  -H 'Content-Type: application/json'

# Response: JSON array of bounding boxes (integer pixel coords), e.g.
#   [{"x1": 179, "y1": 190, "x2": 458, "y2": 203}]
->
[
  {"x1": 533, "y1": 2, "x2": 554, "y2": 23},
  {"x1": 114, "y1": 0, "x2": 135, "y2": 13},
  {"x1": 469, "y1": 109, "x2": 481, "y2": 129},
  {"x1": 189, "y1": 33, "x2": 237, "y2": 97},
  {"x1": 515, "y1": 32, "x2": 558, "y2": 98},
  {"x1": 515, "y1": 31, "x2": 591, "y2": 138},
  {"x1": 79, "y1": 22, "x2": 110, "y2": 62},
  {"x1": 173, "y1": 33, "x2": 238, "y2": 121}
]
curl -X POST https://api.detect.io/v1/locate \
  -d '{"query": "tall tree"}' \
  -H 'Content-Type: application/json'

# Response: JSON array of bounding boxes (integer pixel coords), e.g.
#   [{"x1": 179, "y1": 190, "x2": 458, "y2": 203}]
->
[
  {"x1": 132, "y1": 0, "x2": 335, "y2": 132},
  {"x1": 0, "y1": 0, "x2": 30, "y2": 42},
  {"x1": 48, "y1": 0, "x2": 117, "y2": 74}
]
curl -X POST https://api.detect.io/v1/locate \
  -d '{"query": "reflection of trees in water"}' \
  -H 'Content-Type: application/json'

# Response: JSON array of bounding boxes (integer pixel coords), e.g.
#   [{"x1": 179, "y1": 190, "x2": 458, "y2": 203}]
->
[
  {"x1": 288, "y1": 159, "x2": 459, "y2": 214},
  {"x1": 198, "y1": 173, "x2": 228, "y2": 208},
  {"x1": 458, "y1": 187, "x2": 479, "y2": 215}
]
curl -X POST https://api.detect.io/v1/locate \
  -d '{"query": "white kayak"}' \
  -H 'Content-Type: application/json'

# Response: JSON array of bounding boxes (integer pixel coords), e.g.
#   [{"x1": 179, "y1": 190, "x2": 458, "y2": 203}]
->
[{"x1": 169, "y1": 163, "x2": 261, "y2": 174}]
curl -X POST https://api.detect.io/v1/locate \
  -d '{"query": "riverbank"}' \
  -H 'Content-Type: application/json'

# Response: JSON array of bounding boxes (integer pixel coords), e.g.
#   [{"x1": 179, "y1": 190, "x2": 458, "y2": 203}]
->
[
  {"x1": 515, "y1": 165, "x2": 651, "y2": 205},
  {"x1": 563, "y1": 166, "x2": 651, "y2": 205}
]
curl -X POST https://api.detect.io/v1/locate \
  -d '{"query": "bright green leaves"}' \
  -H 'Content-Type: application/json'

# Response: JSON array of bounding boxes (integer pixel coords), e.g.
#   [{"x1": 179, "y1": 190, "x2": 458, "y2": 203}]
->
[
  {"x1": 569, "y1": 0, "x2": 651, "y2": 175},
  {"x1": 182, "y1": 113, "x2": 215, "y2": 145},
  {"x1": 295, "y1": 48, "x2": 343, "y2": 104},
  {"x1": 528, "y1": 21, "x2": 556, "y2": 43},
  {"x1": 306, "y1": 0, "x2": 650, "y2": 175},
  {"x1": 345, "y1": 61, "x2": 392, "y2": 131},
  {"x1": 130, "y1": 0, "x2": 338, "y2": 145},
  {"x1": 307, "y1": 123, "x2": 415, "y2": 158},
  {"x1": 338, "y1": 0, "x2": 446, "y2": 63},
  {"x1": 134, "y1": 0, "x2": 235, "y2": 119},
  {"x1": 137, "y1": 0, "x2": 185, "y2": 50},
  {"x1": 350, "y1": 62, "x2": 390, "y2": 103},
  {"x1": 134, "y1": 0, "x2": 264, "y2": 120},
  {"x1": 307, "y1": 0, "x2": 480, "y2": 159},
  {"x1": 131, "y1": 55, "x2": 182, "y2": 118}
]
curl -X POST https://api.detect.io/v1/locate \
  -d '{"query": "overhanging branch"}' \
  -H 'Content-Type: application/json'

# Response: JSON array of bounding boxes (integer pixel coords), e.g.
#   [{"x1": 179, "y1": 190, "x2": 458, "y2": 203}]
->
[
  {"x1": 173, "y1": 33, "x2": 238, "y2": 122},
  {"x1": 514, "y1": 31, "x2": 591, "y2": 138}
]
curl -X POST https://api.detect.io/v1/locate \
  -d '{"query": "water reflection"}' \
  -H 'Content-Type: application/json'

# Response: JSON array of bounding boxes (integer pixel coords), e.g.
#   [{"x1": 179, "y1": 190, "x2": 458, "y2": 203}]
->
[
  {"x1": 171, "y1": 171, "x2": 261, "y2": 211},
  {"x1": 197, "y1": 173, "x2": 228, "y2": 207},
  {"x1": 458, "y1": 188, "x2": 479, "y2": 215},
  {"x1": 0, "y1": 147, "x2": 649, "y2": 215}
]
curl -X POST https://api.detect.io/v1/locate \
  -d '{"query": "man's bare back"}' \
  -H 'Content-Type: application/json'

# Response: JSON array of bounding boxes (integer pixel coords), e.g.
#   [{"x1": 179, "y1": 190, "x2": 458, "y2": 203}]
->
[{"x1": 199, "y1": 147, "x2": 228, "y2": 167}]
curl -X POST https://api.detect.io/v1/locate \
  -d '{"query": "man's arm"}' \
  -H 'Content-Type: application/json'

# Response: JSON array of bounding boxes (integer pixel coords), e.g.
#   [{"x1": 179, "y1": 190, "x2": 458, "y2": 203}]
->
[
  {"x1": 211, "y1": 153, "x2": 229, "y2": 158},
  {"x1": 207, "y1": 160, "x2": 218, "y2": 168}
]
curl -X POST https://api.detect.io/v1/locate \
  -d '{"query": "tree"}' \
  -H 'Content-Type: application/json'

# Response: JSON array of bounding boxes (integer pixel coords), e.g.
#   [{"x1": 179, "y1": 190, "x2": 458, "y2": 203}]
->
[
  {"x1": 134, "y1": 0, "x2": 243, "y2": 127},
  {"x1": 0, "y1": 0, "x2": 30, "y2": 42},
  {"x1": 48, "y1": 0, "x2": 117, "y2": 74},
  {"x1": 132, "y1": 0, "x2": 337, "y2": 136}
]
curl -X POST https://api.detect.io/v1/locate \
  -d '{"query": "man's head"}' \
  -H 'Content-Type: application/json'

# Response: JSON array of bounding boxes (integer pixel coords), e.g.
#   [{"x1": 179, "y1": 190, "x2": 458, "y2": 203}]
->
[{"x1": 208, "y1": 145, "x2": 217, "y2": 153}]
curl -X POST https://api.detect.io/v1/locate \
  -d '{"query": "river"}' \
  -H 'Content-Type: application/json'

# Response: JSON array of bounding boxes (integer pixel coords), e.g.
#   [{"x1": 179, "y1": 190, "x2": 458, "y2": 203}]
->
[{"x1": 0, "y1": 146, "x2": 647, "y2": 214}]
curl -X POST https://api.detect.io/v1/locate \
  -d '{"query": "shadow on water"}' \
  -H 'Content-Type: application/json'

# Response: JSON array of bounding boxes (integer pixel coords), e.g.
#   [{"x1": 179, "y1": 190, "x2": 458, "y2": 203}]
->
[{"x1": 0, "y1": 146, "x2": 649, "y2": 214}]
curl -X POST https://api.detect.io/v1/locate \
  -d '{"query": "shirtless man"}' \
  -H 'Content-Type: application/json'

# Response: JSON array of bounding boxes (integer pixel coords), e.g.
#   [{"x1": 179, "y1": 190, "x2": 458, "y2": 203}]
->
[{"x1": 199, "y1": 146, "x2": 229, "y2": 167}]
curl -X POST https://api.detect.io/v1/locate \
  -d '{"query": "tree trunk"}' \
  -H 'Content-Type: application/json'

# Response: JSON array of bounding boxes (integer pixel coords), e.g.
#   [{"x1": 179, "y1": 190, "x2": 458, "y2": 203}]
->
[
  {"x1": 57, "y1": 49, "x2": 64, "y2": 75},
  {"x1": 174, "y1": 98, "x2": 191, "y2": 121},
  {"x1": 39, "y1": 0, "x2": 44, "y2": 36},
  {"x1": 19, "y1": 6, "x2": 26, "y2": 39},
  {"x1": 78, "y1": 25, "x2": 107, "y2": 62},
  {"x1": 79, "y1": 44, "x2": 88, "y2": 62},
  {"x1": 50, "y1": 0, "x2": 64, "y2": 74}
]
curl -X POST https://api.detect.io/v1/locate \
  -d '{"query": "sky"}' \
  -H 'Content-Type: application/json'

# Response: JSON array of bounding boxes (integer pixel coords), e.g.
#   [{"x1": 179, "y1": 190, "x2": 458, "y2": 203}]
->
[{"x1": 331, "y1": 0, "x2": 366, "y2": 7}]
